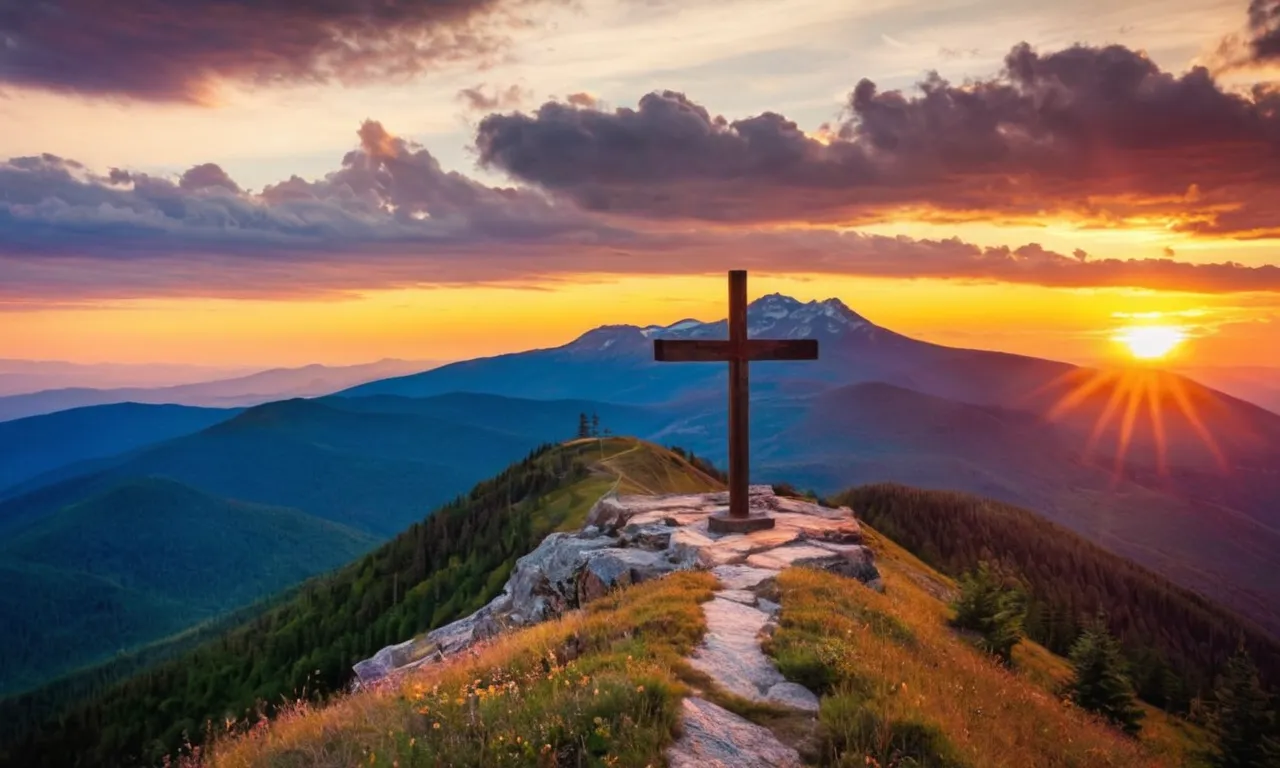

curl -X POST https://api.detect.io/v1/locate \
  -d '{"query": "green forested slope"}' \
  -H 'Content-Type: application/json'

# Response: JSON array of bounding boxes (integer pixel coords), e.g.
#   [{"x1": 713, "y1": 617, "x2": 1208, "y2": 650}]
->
[
  {"x1": 835, "y1": 483, "x2": 1280, "y2": 711},
  {"x1": 0, "y1": 438, "x2": 720, "y2": 768},
  {"x1": 0, "y1": 478, "x2": 375, "y2": 696}
]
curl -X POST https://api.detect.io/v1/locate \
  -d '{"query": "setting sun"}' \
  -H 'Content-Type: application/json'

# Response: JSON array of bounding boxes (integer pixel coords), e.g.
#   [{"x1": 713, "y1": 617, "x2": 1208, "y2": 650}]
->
[{"x1": 1114, "y1": 325, "x2": 1187, "y2": 360}]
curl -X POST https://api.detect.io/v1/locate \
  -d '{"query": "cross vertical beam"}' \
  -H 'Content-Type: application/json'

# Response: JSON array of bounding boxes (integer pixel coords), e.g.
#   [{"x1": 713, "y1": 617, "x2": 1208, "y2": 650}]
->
[
  {"x1": 727, "y1": 270, "x2": 750, "y2": 521},
  {"x1": 652, "y1": 270, "x2": 820, "y2": 534}
]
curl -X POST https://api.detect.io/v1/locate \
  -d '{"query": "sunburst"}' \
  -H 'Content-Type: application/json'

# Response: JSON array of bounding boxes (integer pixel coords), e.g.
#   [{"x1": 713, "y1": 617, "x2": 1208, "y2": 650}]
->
[{"x1": 1032, "y1": 366, "x2": 1226, "y2": 477}]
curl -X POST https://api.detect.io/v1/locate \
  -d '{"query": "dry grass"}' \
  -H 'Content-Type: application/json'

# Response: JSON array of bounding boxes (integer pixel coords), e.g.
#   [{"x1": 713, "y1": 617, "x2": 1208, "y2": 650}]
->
[
  {"x1": 203, "y1": 571, "x2": 717, "y2": 768},
  {"x1": 766, "y1": 556, "x2": 1209, "y2": 768}
]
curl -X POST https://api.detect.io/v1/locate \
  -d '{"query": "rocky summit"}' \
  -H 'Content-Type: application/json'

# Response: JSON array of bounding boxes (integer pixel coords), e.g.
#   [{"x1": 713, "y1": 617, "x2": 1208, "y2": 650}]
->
[{"x1": 355, "y1": 485, "x2": 882, "y2": 767}]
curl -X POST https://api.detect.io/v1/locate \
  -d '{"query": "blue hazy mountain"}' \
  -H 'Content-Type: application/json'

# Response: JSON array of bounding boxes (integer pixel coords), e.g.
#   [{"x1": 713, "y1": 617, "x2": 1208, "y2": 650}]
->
[
  {"x1": 0, "y1": 359, "x2": 438, "y2": 422},
  {"x1": 0, "y1": 403, "x2": 238, "y2": 495},
  {"x1": 0, "y1": 477, "x2": 376, "y2": 696}
]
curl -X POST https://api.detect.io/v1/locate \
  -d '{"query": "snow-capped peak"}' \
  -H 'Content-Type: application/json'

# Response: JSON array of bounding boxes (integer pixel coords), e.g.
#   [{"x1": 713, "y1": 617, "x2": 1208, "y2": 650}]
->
[{"x1": 569, "y1": 294, "x2": 876, "y2": 353}]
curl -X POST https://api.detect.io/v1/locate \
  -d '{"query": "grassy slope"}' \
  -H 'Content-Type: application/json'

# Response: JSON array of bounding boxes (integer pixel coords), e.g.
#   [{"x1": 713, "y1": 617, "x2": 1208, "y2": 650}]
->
[
  {"x1": 766, "y1": 527, "x2": 1212, "y2": 767},
  {"x1": 206, "y1": 571, "x2": 719, "y2": 768},
  {"x1": 833, "y1": 484, "x2": 1280, "y2": 704},
  {"x1": 201, "y1": 504, "x2": 1211, "y2": 768}
]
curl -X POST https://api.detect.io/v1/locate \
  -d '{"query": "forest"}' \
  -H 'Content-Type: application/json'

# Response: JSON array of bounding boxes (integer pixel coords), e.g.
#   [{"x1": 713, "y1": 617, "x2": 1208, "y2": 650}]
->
[
  {"x1": 835, "y1": 483, "x2": 1280, "y2": 712},
  {"x1": 0, "y1": 442, "x2": 596, "y2": 767}
]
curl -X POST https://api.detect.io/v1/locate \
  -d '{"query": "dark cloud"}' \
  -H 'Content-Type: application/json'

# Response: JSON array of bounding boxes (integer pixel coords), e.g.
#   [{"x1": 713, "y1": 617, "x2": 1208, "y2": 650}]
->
[
  {"x1": 476, "y1": 42, "x2": 1280, "y2": 236},
  {"x1": 3, "y1": 121, "x2": 1280, "y2": 306},
  {"x1": 0, "y1": 0, "x2": 544, "y2": 102},
  {"x1": 457, "y1": 83, "x2": 529, "y2": 111},
  {"x1": 1247, "y1": 0, "x2": 1280, "y2": 64}
]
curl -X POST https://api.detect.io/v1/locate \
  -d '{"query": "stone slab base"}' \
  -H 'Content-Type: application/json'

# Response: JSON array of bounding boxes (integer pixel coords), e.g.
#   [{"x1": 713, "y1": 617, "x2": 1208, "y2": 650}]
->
[{"x1": 708, "y1": 512, "x2": 776, "y2": 534}]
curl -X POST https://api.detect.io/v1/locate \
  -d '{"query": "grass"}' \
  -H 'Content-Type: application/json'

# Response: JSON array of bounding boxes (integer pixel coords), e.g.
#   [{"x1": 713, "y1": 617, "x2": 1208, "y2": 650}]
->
[
  {"x1": 764, "y1": 527, "x2": 1213, "y2": 768},
  {"x1": 201, "y1": 571, "x2": 718, "y2": 768}
]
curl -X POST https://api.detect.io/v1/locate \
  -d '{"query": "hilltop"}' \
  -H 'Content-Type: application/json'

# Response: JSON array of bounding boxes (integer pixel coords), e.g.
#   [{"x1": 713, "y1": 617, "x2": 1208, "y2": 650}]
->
[
  {"x1": 0, "y1": 438, "x2": 722, "y2": 767},
  {"x1": 196, "y1": 488, "x2": 1214, "y2": 768}
]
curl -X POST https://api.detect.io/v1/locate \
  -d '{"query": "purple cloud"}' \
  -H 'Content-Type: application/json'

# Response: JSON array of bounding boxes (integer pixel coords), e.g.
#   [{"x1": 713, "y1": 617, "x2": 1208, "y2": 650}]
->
[
  {"x1": 2, "y1": 121, "x2": 1280, "y2": 307},
  {"x1": 0, "y1": 0, "x2": 545, "y2": 102},
  {"x1": 475, "y1": 42, "x2": 1280, "y2": 236}
]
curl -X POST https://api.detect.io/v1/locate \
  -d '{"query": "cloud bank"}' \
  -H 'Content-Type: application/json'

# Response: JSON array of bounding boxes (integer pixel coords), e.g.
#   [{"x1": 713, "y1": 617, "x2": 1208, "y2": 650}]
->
[
  {"x1": 477, "y1": 42, "x2": 1280, "y2": 236},
  {"x1": 0, "y1": 0, "x2": 541, "y2": 102},
  {"x1": 3, "y1": 116, "x2": 1279, "y2": 306}
]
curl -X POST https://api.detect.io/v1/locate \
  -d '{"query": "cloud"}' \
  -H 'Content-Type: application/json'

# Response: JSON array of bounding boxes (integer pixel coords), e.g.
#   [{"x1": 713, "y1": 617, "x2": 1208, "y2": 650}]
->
[
  {"x1": 1218, "y1": 0, "x2": 1280, "y2": 69},
  {"x1": 3, "y1": 121, "x2": 1280, "y2": 306},
  {"x1": 0, "y1": 0, "x2": 546, "y2": 102},
  {"x1": 475, "y1": 42, "x2": 1280, "y2": 237},
  {"x1": 457, "y1": 83, "x2": 530, "y2": 111}
]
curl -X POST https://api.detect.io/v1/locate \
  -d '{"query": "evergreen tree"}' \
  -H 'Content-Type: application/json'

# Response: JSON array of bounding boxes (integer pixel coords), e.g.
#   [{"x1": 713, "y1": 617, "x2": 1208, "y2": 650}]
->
[
  {"x1": 591, "y1": 412, "x2": 600, "y2": 437},
  {"x1": 1067, "y1": 615, "x2": 1145, "y2": 735},
  {"x1": 1209, "y1": 649, "x2": 1280, "y2": 768},
  {"x1": 576, "y1": 412, "x2": 590, "y2": 439},
  {"x1": 950, "y1": 561, "x2": 1026, "y2": 664}
]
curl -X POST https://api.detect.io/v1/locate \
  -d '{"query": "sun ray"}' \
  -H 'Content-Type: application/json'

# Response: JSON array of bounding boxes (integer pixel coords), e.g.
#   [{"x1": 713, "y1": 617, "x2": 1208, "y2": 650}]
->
[
  {"x1": 1144, "y1": 374, "x2": 1169, "y2": 475},
  {"x1": 1114, "y1": 372, "x2": 1146, "y2": 480},
  {"x1": 1084, "y1": 372, "x2": 1132, "y2": 460},
  {"x1": 1168, "y1": 375, "x2": 1229, "y2": 472},
  {"x1": 1046, "y1": 369, "x2": 1120, "y2": 422}
]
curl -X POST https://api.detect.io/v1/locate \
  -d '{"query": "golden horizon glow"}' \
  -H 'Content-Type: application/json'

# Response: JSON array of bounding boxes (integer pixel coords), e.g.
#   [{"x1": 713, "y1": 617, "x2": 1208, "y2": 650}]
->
[
  {"x1": 1113, "y1": 325, "x2": 1188, "y2": 360},
  {"x1": 4, "y1": 275, "x2": 1275, "y2": 370}
]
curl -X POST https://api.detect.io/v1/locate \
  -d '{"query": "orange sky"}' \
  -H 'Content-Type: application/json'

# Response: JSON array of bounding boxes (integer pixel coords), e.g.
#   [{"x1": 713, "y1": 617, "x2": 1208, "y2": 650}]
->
[
  {"x1": 1, "y1": 0, "x2": 1277, "y2": 372},
  {"x1": 6, "y1": 272, "x2": 1271, "y2": 368}
]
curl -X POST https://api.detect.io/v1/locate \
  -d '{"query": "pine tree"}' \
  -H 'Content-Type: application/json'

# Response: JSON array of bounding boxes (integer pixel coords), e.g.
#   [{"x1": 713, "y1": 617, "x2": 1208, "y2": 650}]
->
[
  {"x1": 591, "y1": 412, "x2": 600, "y2": 437},
  {"x1": 1209, "y1": 649, "x2": 1280, "y2": 768},
  {"x1": 950, "y1": 561, "x2": 1027, "y2": 664},
  {"x1": 1067, "y1": 615, "x2": 1145, "y2": 735},
  {"x1": 576, "y1": 412, "x2": 590, "y2": 439}
]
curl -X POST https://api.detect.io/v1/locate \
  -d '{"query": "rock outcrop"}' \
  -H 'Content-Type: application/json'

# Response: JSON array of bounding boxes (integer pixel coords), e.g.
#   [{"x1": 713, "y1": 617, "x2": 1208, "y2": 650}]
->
[{"x1": 355, "y1": 485, "x2": 879, "y2": 684}]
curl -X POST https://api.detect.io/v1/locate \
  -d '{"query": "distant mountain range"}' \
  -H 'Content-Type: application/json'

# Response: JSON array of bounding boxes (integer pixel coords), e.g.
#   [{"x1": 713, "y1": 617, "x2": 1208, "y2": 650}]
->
[
  {"x1": 0, "y1": 359, "x2": 440, "y2": 422},
  {"x1": 3, "y1": 292, "x2": 1278, "y2": 698},
  {"x1": 0, "y1": 359, "x2": 253, "y2": 395},
  {"x1": 342, "y1": 294, "x2": 1280, "y2": 634}
]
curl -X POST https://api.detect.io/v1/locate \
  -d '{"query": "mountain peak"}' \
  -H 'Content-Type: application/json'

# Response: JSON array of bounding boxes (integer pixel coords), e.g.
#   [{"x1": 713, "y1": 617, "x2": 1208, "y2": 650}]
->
[{"x1": 562, "y1": 293, "x2": 877, "y2": 353}]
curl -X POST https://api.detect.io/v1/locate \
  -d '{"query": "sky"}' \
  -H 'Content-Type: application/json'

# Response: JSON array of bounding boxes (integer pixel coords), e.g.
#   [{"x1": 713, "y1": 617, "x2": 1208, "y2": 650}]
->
[{"x1": 2, "y1": 0, "x2": 1280, "y2": 371}]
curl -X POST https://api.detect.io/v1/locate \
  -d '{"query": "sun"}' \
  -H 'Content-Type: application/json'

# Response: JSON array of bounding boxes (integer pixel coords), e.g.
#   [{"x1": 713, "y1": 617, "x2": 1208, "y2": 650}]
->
[{"x1": 1113, "y1": 325, "x2": 1187, "y2": 360}]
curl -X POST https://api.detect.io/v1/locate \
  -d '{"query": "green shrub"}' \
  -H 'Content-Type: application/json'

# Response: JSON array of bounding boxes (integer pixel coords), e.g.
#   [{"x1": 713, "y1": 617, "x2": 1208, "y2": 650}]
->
[
  {"x1": 1067, "y1": 616, "x2": 1145, "y2": 736},
  {"x1": 950, "y1": 562, "x2": 1026, "y2": 664}
]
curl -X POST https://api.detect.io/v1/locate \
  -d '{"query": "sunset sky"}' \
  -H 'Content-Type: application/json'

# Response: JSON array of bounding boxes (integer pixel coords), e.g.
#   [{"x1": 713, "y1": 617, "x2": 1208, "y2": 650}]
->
[{"x1": 3, "y1": 0, "x2": 1280, "y2": 370}]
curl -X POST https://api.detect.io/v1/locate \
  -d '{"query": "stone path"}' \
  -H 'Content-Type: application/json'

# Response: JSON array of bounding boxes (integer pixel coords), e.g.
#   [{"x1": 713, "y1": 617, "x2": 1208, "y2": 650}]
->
[{"x1": 355, "y1": 485, "x2": 884, "y2": 766}]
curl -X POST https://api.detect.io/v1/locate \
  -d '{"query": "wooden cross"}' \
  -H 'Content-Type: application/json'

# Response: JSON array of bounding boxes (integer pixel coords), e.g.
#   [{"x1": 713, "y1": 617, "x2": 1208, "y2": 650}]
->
[{"x1": 653, "y1": 270, "x2": 819, "y2": 533}]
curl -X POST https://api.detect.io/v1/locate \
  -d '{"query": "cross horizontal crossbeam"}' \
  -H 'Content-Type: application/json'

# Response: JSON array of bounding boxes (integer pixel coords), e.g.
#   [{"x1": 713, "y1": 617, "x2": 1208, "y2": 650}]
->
[{"x1": 653, "y1": 338, "x2": 819, "y2": 363}]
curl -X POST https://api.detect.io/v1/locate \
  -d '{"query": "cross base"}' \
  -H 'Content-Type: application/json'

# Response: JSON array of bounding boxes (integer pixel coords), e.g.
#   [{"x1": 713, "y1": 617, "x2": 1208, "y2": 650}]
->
[{"x1": 707, "y1": 511, "x2": 776, "y2": 534}]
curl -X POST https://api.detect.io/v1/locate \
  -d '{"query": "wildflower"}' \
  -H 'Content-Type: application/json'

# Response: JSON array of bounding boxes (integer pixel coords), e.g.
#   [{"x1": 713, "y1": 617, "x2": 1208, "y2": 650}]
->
[
  {"x1": 409, "y1": 738, "x2": 416, "y2": 748},
  {"x1": 433, "y1": 722, "x2": 441, "y2": 730},
  {"x1": 636, "y1": 685, "x2": 645, "y2": 693}
]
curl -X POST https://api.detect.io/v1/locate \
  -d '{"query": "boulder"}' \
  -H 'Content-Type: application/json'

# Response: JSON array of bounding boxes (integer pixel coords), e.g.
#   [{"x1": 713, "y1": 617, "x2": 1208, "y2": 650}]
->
[{"x1": 667, "y1": 697, "x2": 802, "y2": 768}]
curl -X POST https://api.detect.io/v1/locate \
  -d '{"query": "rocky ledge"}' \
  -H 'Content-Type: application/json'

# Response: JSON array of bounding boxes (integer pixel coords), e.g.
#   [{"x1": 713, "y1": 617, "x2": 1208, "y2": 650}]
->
[{"x1": 355, "y1": 485, "x2": 880, "y2": 685}]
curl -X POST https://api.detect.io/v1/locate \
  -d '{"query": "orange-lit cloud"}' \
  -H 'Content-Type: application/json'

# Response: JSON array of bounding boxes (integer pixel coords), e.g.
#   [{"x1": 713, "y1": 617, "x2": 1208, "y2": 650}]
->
[
  {"x1": 3, "y1": 118, "x2": 1280, "y2": 308},
  {"x1": 476, "y1": 42, "x2": 1280, "y2": 237}
]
